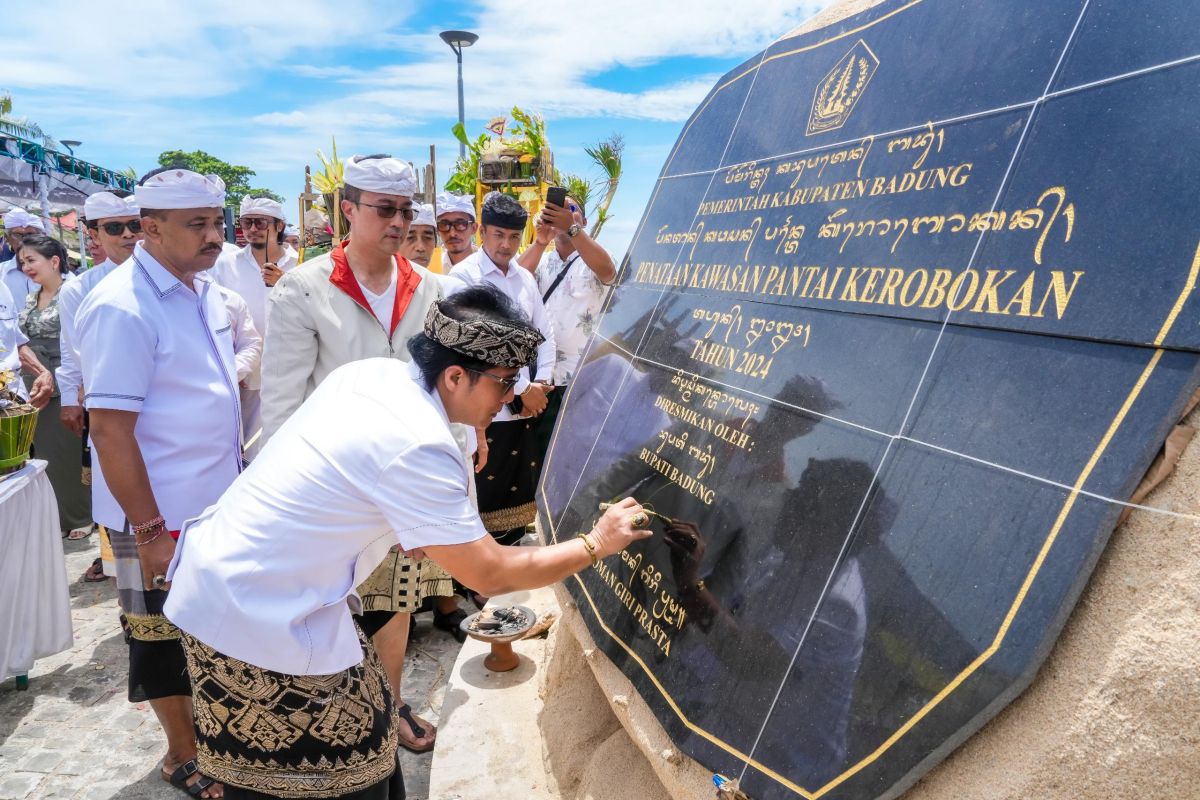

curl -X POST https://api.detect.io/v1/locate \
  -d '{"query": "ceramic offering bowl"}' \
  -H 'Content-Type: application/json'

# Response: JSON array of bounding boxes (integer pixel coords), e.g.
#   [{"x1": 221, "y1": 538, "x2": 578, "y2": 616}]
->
[{"x1": 460, "y1": 605, "x2": 537, "y2": 672}]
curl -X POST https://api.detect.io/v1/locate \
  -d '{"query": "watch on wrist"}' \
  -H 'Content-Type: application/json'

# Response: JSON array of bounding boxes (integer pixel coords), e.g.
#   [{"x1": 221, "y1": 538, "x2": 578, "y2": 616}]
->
[{"x1": 567, "y1": 223, "x2": 582, "y2": 238}]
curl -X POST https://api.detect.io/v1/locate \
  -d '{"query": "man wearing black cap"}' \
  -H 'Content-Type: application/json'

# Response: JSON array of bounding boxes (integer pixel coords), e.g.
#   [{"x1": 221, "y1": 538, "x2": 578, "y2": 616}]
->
[{"x1": 447, "y1": 192, "x2": 556, "y2": 546}]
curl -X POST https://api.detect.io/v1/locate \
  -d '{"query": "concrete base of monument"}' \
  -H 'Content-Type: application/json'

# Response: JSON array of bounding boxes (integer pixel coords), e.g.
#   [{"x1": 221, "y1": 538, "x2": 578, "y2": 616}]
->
[{"x1": 428, "y1": 579, "x2": 711, "y2": 800}]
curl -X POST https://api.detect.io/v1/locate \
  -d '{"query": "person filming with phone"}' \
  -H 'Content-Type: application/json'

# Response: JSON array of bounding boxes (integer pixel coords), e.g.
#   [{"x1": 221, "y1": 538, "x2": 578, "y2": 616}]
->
[{"x1": 518, "y1": 188, "x2": 616, "y2": 461}]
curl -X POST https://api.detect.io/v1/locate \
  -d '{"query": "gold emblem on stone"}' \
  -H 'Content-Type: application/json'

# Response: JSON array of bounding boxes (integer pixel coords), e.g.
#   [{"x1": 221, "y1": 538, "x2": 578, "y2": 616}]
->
[{"x1": 807, "y1": 39, "x2": 879, "y2": 136}]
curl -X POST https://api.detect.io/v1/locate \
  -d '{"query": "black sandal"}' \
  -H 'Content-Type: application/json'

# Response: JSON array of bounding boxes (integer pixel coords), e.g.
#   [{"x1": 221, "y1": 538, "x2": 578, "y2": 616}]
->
[
  {"x1": 395, "y1": 703, "x2": 435, "y2": 753},
  {"x1": 165, "y1": 759, "x2": 218, "y2": 797},
  {"x1": 82, "y1": 557, "x2": 107, "y2": 583}
]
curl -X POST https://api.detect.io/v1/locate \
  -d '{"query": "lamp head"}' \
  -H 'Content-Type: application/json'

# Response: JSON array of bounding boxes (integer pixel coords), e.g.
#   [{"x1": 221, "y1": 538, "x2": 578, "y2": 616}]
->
[{"x1": 439, "y1": 30, "x2": 479, "y2": 54}]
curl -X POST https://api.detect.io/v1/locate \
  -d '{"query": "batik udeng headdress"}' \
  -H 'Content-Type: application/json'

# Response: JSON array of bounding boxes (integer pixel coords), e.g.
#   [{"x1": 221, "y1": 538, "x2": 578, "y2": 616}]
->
[{"x1": 423, "y1": 301, "x2": 544, "y2": 368}]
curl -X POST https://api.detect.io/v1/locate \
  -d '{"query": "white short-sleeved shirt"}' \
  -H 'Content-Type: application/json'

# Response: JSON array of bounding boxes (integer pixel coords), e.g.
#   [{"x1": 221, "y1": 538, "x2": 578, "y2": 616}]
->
[
  {"x1": 56, "y1": 257, "x2": 120, "y2": 407},
  {"x1": 77, "y1": 243, "x2": 242, "y2": 531},
  {"x1": 535, "y1": 247, "x2": 613, "y2": 385},
  {"x1": 0, "y1": 257, "x2": 35, "y2": 314},
  {"x1": 447, "y1": 248, "x2": 556, "y2": 421},
  {"x1": 0, "y1": 280, "x2": 28, "y2": 399},
  {"x1": 165, "y1": 358, "x2": 488, "y2": 675}
]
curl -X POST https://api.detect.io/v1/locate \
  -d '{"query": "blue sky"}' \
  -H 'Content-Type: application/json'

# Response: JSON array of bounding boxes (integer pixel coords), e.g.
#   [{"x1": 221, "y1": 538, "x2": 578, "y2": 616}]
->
[{"x1": 6, "y1": 0, "x2": 825, "y2": 259}]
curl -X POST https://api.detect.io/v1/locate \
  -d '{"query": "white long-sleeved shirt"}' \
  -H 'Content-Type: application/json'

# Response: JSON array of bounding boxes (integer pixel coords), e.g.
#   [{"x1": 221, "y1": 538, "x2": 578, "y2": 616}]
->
[
  {"x1": 215, "y1": 285, "x2": 263, "y2": 383},
  {"x1": 210, "y1": 244, "x2": 296, "y2": 390},
  {"x1": 446, "y1": 247, "x2": 555, "y2": 422},
  {"x1": 56, "y1": 258, "x2": 120, "y2": 406}
]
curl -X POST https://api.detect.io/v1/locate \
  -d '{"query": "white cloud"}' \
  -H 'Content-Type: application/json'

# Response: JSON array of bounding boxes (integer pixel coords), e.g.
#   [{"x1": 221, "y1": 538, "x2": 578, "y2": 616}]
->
[
  {"x1": 5, "y1": 0, "x2": 832, "y2": 258},
  {"x1": 296, "y1": 0, "x2": 826, "y2": 124},
  {"x1": 4, "y1": 0, "x2": 413, "y2": 99}
]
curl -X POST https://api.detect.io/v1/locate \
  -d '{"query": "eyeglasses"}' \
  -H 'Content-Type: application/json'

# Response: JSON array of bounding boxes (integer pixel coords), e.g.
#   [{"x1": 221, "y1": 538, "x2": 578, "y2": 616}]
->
[
  {"x1": 240, "y1": 217, "x2": 275, "y2": 230},
  {"x1": 99, "y1": 220, "x2": 142, "y2": 236},
  {"x1": 357, "y1": 202, "x2": 416, "y2": 221},
  {"x1": 464, "y1": 367, "x2": 519, "y2": 391},
  {"x1": 436, "y1": 219, "x2": 472, "y2": 233}
]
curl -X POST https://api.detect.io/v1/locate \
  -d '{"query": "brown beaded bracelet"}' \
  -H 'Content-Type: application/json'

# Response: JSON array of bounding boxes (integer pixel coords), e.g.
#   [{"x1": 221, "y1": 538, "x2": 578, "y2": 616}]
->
[
  {"x1": 130, "y1": 515, "x2": 166, "y2": 536},
  {"x1": 135, "y1": 527, "x2": 167, "y2": 548}
]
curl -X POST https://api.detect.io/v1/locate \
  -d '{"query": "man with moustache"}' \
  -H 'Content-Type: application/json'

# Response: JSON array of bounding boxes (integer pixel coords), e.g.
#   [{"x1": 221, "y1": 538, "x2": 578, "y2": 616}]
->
[
  {"x1": 434, "y1": 192, "x2": 478, "y2": 273},
  {"x1": 76, "y1": 167, "x2": 240, "y2": 799},
  {"x1": 261, "y1": 154, "x2": 447, "y2": 752},
  {"x1": 447, "y1": 192, "x2": 556, "y2": 546},
  {"x1": 212, "y1": 195, "x2": 295, "y2": 459},
  {"x1": 57, "y1": 190, "x2": 143, "y2": 564}
]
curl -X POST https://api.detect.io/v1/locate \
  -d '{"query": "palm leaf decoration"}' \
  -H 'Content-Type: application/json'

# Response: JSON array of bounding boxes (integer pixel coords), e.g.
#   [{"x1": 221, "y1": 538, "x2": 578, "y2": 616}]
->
[{"x1": 585, "y1": 134, "x2": 624, "y2": 238}]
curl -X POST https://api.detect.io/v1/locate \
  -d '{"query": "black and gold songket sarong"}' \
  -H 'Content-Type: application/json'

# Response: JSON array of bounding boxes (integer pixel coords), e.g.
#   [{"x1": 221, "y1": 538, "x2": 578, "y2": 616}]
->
[
  {"x1": 180, "y1": 631, "x2": 399, "y2": 799},
  {"x1": 476, "y1": 418, "x2": 541, "y2": 545},
  {"x1": 108, "y1": 526, "x2": 190, "y2": 701}
]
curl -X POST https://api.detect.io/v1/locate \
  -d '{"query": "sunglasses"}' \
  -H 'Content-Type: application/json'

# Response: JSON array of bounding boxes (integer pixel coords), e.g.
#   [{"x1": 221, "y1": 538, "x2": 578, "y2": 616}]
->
[
  {"x1": 437, "y1": 219, "x2": 472, "y2": 233},
  {"x1": 98, "y1": 220, "x2": 142, "y2": 236},
  {"x1": 357, "y1": 202, "x2": 416, "y2": 221},
  {"x1": 464, "y1": 367, "x2": 519, "y2": 391},
  {"x1": 240, "y1": 217, "x2": 276, "y2": 230}
]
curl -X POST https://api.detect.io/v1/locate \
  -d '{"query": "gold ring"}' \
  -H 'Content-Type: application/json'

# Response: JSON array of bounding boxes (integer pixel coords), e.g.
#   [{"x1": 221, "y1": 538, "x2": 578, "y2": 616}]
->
[{"x1": 631, "y1": 512, "x2": 650, "y2": 528}]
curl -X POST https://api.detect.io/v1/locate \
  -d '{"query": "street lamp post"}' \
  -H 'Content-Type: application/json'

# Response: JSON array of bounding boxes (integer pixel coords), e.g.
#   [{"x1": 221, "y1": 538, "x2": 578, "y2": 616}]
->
[{"x1": 439, "y1": 30, "x2": 479, "y2": 161}]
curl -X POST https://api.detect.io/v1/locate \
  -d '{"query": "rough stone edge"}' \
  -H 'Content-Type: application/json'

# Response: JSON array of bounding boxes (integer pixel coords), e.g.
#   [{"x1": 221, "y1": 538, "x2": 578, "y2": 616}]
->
[{"x1": 778, "y1": 0, "x2": 890, "y2": 42}]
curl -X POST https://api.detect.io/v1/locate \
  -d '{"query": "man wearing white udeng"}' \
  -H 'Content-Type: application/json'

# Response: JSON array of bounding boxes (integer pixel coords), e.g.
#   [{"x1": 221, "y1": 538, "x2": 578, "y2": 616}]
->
[{"x1": 165, "y1": 284, "x2": 650, "y2": 799}]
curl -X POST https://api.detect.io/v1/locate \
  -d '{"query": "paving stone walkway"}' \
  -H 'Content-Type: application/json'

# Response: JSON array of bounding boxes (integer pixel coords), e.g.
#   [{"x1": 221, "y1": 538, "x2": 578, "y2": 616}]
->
[{"x1": 0, "y1": 536, "x2": 464, "y2": 800}]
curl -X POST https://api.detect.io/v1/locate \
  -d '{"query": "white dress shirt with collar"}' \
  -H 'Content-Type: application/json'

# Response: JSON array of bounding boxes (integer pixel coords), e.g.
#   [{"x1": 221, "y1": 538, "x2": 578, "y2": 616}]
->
[
  {"x1": 56, "y1": 257, "x2": 120, "y2": 407},
  {"x1": 447, "y1": 248, "x2": 555, "y2": 422},
  {"x1": 77, "y1": 242, "x2": 243, "y2": 531},
  {"x1": 0, "y1": 257, "x2": 35, "y2": 313},
  {"x1": 164, "y1": 359, "x2": 487, "y2": 675},
  {"x1": 215, "y1": 285, "x2": 263, "y2": 383},
  {"x1": 0, "y1": 280, "x2": 29, "y2": 400},
  {"x1": 210, "y1": 244, "x2": 297, "y2": 390}
]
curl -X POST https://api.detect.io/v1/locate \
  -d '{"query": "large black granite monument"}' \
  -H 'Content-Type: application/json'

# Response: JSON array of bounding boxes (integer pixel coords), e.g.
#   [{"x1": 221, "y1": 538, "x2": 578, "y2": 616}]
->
[{"x1": 537, "y1": 2, "x2": 1200, "y2": 798}]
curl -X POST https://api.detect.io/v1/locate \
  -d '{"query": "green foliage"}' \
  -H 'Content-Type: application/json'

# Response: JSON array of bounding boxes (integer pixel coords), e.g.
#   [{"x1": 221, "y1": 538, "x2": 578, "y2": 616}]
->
[
  {"x1": 585, "y1": 134, "x2": 624, "y2": 183},
  {"x1": 157, "y1": 149, "x2": 256, "y2": 207},
  {"x1": 245, "y1": 187, "x2": 284, "y2": 203},
  {"x1": 508, "y1": 106, "x2": 546, "y2": 157},
  {"x1": 585, "y1": 134, "x2": 624, "y2": 238},
  {"x1": 561, "y1": 174, "x2": 593, "y2": 213},
  {"x1": 445, "y1": 122, "x2": 490, "y2": 195}
]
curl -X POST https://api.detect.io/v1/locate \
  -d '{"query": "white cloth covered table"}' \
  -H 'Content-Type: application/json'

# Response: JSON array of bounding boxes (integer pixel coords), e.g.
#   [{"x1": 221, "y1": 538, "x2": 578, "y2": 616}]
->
[{"x1": 0, "y1": 459, "x2": 73, "y2": 680}]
